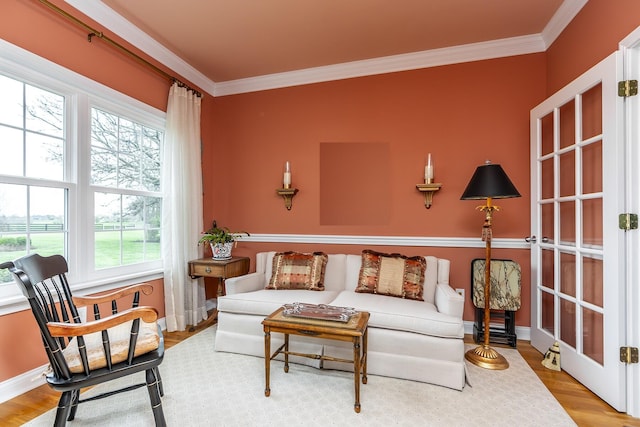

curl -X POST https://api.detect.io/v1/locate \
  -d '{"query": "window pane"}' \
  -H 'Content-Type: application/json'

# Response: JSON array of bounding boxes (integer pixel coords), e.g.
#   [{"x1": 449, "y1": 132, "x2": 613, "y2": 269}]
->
[
  {"x1": 91, "y1": 108, "x2": 162, "y2": 192},
  {"x1": 95, "y1": 192, "x2": 121, "y2": 269},
  {"x1": 0, "y1": 74, "x2": 24, "y2": 128},
  {"x1": 0, "y1": 126, "x2": 23, "y2": 176},
  {"x1": 91, "y1": 109, "x2": 118, "y2": 187},
  {"x1": 142, "y1": 129, "x2": 162, "y2": 192},
  {"x1": 0, "y1": 184, "x2": 28, "y2": 278},
  {"x1": 95, "y1": 193, "x2": 161, "y2": 268},
  {"x1": 0, "y1": 184, "x2": 66, "y2": 283},
  {"x1": 25, "y1": 84, "x2": 64, "y2": 137},
  {"x1": 25, "y1": 133, "x2": 63, "y2": 180}
]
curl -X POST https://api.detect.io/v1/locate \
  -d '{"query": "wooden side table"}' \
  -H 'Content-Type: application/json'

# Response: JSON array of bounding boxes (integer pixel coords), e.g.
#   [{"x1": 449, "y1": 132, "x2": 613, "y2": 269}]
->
[{"x1": 188, "y1": 256, "x2": 250, "y2": 296}]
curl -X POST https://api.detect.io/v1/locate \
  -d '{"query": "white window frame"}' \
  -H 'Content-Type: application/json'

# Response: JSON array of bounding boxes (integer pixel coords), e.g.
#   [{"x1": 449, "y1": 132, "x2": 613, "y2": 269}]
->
[{"x1": 0, "y1": 40, "x2": 165, "y2": 315}]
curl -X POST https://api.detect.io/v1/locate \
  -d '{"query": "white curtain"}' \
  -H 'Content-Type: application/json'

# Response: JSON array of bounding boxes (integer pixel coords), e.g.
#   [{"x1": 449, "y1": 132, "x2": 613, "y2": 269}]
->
[{"x1": 161, "y1": 82, "x2": 205, "y2": 332}]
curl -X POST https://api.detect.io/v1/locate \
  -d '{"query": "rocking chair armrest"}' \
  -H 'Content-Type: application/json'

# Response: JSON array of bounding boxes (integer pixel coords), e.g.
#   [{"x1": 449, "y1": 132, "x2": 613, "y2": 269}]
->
[
  {"x1": 47, "y1": 306, "x2": 159, "y2": 337},
  {"x1": 72, "y1": 283, "x2": 154, "y2": 306}
]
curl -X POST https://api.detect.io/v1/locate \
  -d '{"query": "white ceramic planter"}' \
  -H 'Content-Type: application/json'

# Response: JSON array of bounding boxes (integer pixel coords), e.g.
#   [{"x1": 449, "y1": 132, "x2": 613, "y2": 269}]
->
[{"x1": 210, "y1": 242, "x2": 233, "y2": 260}]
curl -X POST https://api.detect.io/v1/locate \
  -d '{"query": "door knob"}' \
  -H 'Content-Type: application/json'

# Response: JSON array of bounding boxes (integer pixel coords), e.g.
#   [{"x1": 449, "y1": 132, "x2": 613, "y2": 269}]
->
[{"x1": 525, "y1": 236, "x2": 536, "y2": 243}]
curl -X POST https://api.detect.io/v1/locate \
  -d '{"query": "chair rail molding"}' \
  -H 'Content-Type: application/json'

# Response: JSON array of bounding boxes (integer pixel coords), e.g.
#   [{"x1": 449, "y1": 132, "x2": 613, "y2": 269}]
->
[{"x1": 242, "y1": 234, "x2": 529, "y2": 249}]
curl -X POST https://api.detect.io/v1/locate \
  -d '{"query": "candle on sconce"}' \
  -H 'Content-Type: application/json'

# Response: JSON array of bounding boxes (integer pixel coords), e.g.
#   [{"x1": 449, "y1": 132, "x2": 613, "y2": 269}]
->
[
  {"x1": 425, "y1": 153, "x2": 434, "y2": 184},
  {"x1": 283, "y1": 161, "x2": 291, "y2": 189}
]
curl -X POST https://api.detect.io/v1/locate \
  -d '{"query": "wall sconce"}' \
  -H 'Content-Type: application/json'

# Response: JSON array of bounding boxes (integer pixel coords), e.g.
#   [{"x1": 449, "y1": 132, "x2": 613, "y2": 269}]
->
[
  {"x1": 416, "y1": 153, "x2": 442, "y2": 208},
  {"x1": 276, "y1": 187, "x2": 298, "y2": 210},
  {"x1": 277, "y1": 161, "x2": 298, "y2": 210},
  {"x1": 416, "y1": 183, "x2": 442, "y2": 209}
]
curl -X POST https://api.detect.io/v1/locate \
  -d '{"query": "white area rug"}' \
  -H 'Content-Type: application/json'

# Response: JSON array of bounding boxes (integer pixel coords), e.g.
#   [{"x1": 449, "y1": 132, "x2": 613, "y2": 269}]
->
[{"x1": 26, "y1": 326, "x2": 576, "y2": 426}]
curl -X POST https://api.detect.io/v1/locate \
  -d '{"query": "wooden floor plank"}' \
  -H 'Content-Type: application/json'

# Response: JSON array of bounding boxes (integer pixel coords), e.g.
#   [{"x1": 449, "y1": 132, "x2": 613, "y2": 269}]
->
[{"x1": 0, "y1": 316, "x2": 638, "y2": 427}]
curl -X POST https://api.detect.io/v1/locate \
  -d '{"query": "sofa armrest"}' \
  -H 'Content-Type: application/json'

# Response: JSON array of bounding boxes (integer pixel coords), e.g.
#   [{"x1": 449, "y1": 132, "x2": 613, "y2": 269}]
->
[
  {"x1": 435, "y1": 283, "x2": 464, "y2": 318},
  {"x1": 224, "y1": 272, "x2": 264, "y2": 295}
]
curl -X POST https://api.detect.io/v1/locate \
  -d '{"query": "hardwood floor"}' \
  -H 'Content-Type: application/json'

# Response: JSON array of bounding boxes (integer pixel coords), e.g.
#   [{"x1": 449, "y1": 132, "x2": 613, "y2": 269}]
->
[{"x1": 0, "y1": 316, "x2": 638, "y2": 427}]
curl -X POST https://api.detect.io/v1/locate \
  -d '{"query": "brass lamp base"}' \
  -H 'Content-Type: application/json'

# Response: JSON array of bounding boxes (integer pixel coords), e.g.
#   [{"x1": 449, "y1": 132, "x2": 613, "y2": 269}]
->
[{"x1": 465, "y1": 344, "x2": 509, "y2": 370}]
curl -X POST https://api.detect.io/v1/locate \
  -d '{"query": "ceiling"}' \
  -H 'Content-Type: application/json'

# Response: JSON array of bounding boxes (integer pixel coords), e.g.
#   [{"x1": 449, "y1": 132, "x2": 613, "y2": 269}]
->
[{"x1": 65, "y1": 0, "x2": 586, "y2": 96}]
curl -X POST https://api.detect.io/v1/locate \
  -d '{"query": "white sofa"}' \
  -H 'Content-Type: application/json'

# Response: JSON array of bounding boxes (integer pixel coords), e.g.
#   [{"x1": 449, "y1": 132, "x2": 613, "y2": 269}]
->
[{"x1": 215, "y1": 251, "x2": 467, "y2": 390}]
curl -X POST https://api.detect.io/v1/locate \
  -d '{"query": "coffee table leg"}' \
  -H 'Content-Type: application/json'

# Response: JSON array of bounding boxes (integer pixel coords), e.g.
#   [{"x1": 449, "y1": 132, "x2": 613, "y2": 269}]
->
[
  {"x1": 264, "y1": 328, "x2": 271, "y2": 397},
  {"x1": 284, "y1": 333, "x2": 290, "y2": 373},
  {"x1": 353, "y1": 337, "x2": 361, "y2": 413}
]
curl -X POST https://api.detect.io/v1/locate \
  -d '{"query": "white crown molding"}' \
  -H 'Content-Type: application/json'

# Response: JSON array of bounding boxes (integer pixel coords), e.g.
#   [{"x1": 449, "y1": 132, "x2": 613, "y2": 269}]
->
[
  {"x1": 66, "y1": 0, "x2": 586, "y2": 97},
  {"x1": 242, "y1": 234, "x2": 530, "y2": 249},
  {"x1": 214, "y1": 35, "x2": 546, "y2": 96},
  {"x1": 540, "y1": 0, "x2": 588, "y2": 48},
  {"x1": 64, "y1": 0, "x2": 217, "y2": 96}
]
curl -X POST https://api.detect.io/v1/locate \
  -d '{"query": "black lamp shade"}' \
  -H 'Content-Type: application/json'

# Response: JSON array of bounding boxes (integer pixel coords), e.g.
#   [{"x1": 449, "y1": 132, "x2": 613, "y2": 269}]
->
[{"x1": 461, "y1": 163, "x2": 521, "y2": 200}]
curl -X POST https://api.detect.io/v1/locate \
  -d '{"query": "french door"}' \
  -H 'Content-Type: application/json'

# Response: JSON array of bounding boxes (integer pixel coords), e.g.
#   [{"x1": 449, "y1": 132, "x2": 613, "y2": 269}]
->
[{"x1": 529, "y1": 52, "x2": 626, "y2": 410}]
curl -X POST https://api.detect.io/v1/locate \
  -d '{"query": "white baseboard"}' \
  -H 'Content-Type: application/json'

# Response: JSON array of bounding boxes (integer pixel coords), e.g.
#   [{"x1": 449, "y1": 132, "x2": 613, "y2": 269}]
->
[
  {"x1": 0, "y1": 317, "x2": 169, "y2": 404},
  {"x1": 0, "y1": 365, "x2": 47, "y2": 404}
]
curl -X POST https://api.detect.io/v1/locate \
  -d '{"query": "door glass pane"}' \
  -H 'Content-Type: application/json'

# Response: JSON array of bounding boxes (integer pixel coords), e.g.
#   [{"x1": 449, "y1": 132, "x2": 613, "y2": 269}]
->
[
  {"x1": 560, "y1": 201, "x2": 576, "y2": 245},
  {"x1": 541, "y1": 289, "x2": 555, "y2": 335},
  {"x1": 541, "y1": 248, "x2": 554, "y2": 290},
  {"x1": 560, "y1": 252, "x2": 576, "y2": 297},
  {"x1": 559, "y1": 151, "x2": 575, "y2": 197},
  {"x1": 583, "y1": 198, "x2": 603, "y2": 247},
  {"x1": 559, "y1": 100, "x2": 575, "y2": 149},
  {"x1": 581, "y1": 83, "x2": 602, "y2": 140},
  {"x1": 560, "y1": 298, "x2": 576, "y2": 349},
  {"x1": 541, "y1": 113, "x2": 554, "y2": 156},
  {"x1": 583, "y1": 308, "x2": 604, "y2": 365},
  {"x1": 541, "y1": 158, "x2": 554, "y2": 199},
  {"x1": 541, "y1": 203, "x2": 554, "y2": 244},
  {"x1": 583, "y1": 256, "x2": 603, "y2": 307},
  {"x1": 582, "y1": 140, "x2": 602, "y2": 194}
]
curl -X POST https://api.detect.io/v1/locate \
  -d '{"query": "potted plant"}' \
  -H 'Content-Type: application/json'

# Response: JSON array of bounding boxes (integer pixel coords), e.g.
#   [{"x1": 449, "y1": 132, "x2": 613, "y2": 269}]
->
[{"x1": 198, "y1": 220, "x2": 249, "y2": 260}]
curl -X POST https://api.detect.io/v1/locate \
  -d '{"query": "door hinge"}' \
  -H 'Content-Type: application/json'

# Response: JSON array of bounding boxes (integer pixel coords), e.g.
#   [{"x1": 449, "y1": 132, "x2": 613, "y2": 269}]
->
[
  {"x1": 619, "y1": 213, "x2": 638, "y2": 230},
  {"x1": 620, "y1": 347, "x2": 639, "y2": 364},
  {"x1": 618, "y1": 80, "x2": 638, "y2": 97}
]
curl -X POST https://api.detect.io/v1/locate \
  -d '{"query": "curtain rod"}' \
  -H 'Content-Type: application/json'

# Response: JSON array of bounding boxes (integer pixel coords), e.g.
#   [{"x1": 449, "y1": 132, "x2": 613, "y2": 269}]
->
[{"x1": 38, "y1": 0, "x2": 202, "y2": 97}]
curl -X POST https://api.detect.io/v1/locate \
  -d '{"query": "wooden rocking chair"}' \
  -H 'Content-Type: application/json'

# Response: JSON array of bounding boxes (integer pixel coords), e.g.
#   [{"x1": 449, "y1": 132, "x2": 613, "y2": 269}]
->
[{"x1": 1, "y1": 254, "x2": 166, "y2": 426}]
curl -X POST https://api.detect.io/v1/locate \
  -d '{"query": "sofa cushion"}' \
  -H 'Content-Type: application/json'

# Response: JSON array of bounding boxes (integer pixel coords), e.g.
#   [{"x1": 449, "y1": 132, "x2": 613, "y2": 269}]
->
[
  {"x1": 266, "y1": 252, "x2": 328, "y2": 290},
  {"x1": 330, "y1": 291, "x2": 464, "y2": 339},
  {"x1": 355, "y1": 250, "x2": 426, "y2": 301},
  {"x1": 218, "y1": 289, "x2": 340, "y2": 317}
]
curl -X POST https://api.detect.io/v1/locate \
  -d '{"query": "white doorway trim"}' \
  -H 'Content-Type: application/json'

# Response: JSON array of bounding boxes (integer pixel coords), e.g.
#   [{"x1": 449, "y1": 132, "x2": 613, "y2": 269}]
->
[{"x1": 619, "y1": 26, "x2": 640, "y2": 419}]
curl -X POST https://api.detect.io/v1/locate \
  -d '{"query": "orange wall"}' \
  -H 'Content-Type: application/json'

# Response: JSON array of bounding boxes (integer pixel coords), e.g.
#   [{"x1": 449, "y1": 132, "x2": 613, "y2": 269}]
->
[
  {"x1": 205, "y1": 54, "x2": 545, "y2": 326},
  {"x1": 206, "y1": 56, "x2": 543, "y2": 238},
  {"x1": 546, "y1": 0, "x2": 640, "y2": 94}
]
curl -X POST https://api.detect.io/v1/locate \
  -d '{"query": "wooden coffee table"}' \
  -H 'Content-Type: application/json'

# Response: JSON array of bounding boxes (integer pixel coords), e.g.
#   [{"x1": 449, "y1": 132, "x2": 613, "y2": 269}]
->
[{"x1": 262, "y1": 307, "x2": 369, "y2": 413}]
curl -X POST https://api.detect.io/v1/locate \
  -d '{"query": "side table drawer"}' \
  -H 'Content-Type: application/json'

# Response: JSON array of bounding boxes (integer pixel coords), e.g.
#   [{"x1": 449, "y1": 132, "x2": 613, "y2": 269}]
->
[
  {"x1": 188, "y1": 257, "x2": 250, "y2": 279},
  {"x1": 190, "y1": 263, "x2": 223, "y2": 277}
]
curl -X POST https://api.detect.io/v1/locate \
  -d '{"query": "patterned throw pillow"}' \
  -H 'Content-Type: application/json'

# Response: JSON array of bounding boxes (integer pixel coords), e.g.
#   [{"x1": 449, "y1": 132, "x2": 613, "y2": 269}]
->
[
  {"x1": 266, "y1": 251, "x2": 329, "y2": 291},
  {"x1": 355, "y1": 250, "x2": 426, "y2": 300}
]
